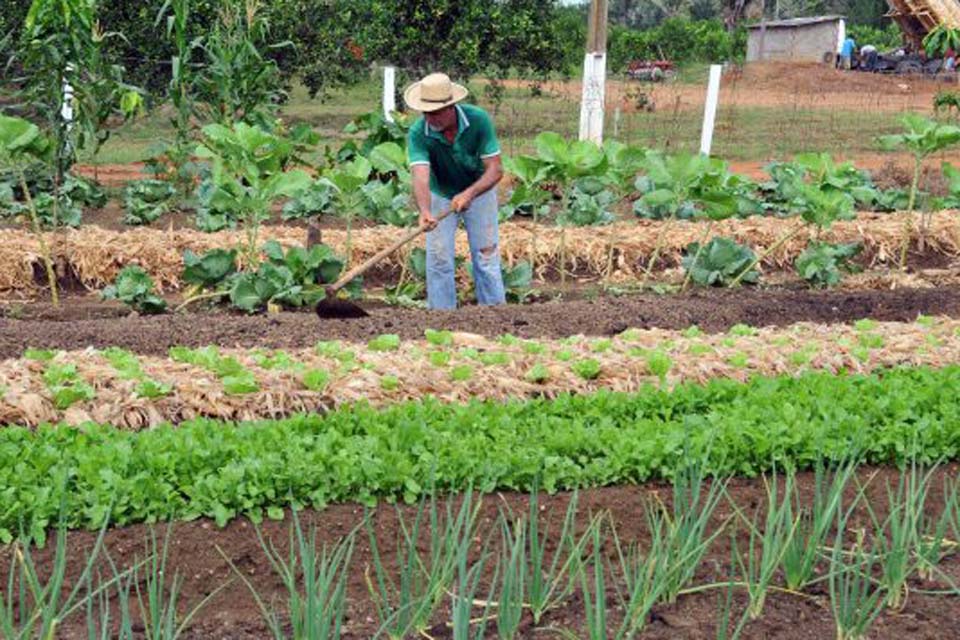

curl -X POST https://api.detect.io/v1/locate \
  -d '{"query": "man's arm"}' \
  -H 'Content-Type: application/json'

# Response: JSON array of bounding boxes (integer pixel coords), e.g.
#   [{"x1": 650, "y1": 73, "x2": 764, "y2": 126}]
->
[
  {"x1": 451, "y1": 155, "x2": 503, "y2": 212},
  {"x1": 412, "y1": 164, "x2": 436, "y2": 229}
]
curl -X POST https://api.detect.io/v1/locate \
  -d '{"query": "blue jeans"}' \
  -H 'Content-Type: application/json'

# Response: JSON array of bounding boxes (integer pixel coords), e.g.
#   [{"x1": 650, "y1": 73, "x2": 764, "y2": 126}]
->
[{"x1": 426, "y1": 189, "x2": 506, "y2": 310}]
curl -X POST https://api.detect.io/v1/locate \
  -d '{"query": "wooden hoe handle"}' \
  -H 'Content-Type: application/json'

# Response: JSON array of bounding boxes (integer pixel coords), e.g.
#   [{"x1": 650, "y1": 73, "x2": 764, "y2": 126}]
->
[{"x1": 327, "y1": 208, "x2": 454, "y2": 295}]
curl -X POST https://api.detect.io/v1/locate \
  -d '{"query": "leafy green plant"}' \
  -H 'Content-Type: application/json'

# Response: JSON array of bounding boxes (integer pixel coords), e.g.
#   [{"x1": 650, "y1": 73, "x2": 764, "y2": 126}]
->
[
  {"x1": 923, "y1": 24, "x2": 960, "y2": 58},
  {"x1": 228, "y1": 241, "x2": 354, "y2": 313},
  {"x1": 123, "y1": 180, "x2": 177, "y2": 226},
  {"x1": 682, "y1": 237, "x2": 758, "y2": 287},
  {"x1": 324, "y1": 156, "x2": 372, "y2": 267},
  {"x1": 368, "y1": 334, "x2": 401, "y2": 352},
  {"x1": 572, "y1": 358, "x2": 601, "y2": 380},
  {"x1": 102, "y1": 266, "x2": 167, "y2": 314},
  {"x1": 879, "y1": 114, "x2": 960, "y2": 267},
  {"x1": 181, "y1": 249, "x2": 239, "y2": 290},
  {"x1": 169, "y1": 345, "x2": 259, "y2": 396},
  {"x1": 5, "y1": 367, "x2": 960, "y2": 533},
  {"x1": 42, "y1": 361, "x2": 95, "y2": 410},
  {"x1": 302, "y1": 369, "x2": 330, "y2": 391},
  {"x1": 195, "y1": 121, "x2": 312, "y2": 267},
  {"x1": 796, "y1": 242, "x2": 862, "y2": 288},
  {"x1": 282, "y1": 178, "x2": 335, "y2": 221}
]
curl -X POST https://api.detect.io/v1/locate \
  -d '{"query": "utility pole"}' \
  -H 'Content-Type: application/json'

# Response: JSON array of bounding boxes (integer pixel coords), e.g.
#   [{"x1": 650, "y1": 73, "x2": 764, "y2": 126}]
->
[{"x1": 579, "y1": 0, "x2": 608, "y2": 144}]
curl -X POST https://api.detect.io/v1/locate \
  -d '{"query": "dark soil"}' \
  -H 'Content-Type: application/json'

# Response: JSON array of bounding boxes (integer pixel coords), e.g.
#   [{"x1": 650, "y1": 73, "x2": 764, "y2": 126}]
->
[
  {"x1": 2, "y1": 285, "x2": 959, "y2": 358},
  {"x1": 2, "y1": 467, "x2": 958, "y2": 639}
]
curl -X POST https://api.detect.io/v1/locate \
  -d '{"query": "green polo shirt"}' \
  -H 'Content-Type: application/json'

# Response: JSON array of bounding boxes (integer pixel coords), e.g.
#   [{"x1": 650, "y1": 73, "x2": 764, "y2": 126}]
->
[{"x1": 407, "y1": 104, "x2": 501, "y2": 199}]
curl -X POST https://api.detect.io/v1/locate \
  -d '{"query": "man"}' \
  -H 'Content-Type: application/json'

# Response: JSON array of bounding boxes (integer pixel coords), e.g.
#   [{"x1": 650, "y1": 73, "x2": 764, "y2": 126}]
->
[
  {"x1": 404, "y1": 73, "x2": 506, "y2": 310},
  {"x1": 860, "y1": 43, "x2": 878, "y2": 71},
  {"x1": 839, "y1": 36, "x2": 855, "y2": 70}
]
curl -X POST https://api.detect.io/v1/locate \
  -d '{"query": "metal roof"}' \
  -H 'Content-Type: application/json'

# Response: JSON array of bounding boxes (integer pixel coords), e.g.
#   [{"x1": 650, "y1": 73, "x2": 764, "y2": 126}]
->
[{"x1": 747, "y1": 15, "x2": 844, "y2": 29}]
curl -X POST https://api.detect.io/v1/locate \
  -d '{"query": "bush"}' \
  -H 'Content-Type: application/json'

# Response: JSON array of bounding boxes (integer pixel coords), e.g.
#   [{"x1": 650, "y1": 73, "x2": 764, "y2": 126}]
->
[{"x1": 608, "y1": 18, "x2": 746, "y2": 72}]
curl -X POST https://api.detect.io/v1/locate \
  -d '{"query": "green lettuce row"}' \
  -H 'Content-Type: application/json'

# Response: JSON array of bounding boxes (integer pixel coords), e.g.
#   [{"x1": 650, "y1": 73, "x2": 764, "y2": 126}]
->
[{"x1": 2, "y1": 366, "x2": 959, "y2": 541}]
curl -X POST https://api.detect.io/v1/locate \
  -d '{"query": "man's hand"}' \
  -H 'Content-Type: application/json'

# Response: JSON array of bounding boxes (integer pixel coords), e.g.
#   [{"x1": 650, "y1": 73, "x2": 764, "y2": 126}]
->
[
  {"x1": 451, "y1": 190, "x2": 475, "y2": 213},
  {"x1": 419, "y1": 210, "x2": 438, "y2": 230}
]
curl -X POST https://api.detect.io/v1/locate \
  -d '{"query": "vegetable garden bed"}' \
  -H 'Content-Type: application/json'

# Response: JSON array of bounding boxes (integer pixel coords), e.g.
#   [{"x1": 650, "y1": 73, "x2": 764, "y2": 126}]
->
[
  {"x1": 1, "y1": 317, "x2": 958, "y2": 428},
  {"x1": 1, "y1": 212, "x2": 959, "y2": 297}
]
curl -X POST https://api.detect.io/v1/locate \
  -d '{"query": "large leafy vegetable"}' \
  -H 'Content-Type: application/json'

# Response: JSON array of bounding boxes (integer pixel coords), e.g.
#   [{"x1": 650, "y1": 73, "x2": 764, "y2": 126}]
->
[
  {"x1": 682, "y1": 237, "x2": 759, "y2": 286},
  {"x1": 795, "y1": 241, "x2": 862, "y2": 288},
  {"x1": 123, "y1": 179, "x2": 176, "y2": 225},
  {"x1": 101, "y1": 266, "x2": 167, "y2": 314}
]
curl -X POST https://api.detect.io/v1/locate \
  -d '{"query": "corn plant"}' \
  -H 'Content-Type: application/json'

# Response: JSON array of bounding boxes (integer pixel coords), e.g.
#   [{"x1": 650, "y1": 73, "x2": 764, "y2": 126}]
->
[
  {"x1": 879, "y1": 114, "x2": 960, "y2": 267},
  {"x1": 366, "y1": 492, "x2": 481, "y2": 639},
  {"x1": 828, "y1": 529, "x2": 886, "y2": 640},
  {"x1": 729, "y1": 470, "x2": 799, "y2": 619},
  {"x1": 196, "y1": 0, "x2": 286, "y2": 128},
  {"x1": 15, "y1": 0, "x2": 142, "y2": 181},
  {"x1": 221, "y1": 509, "x2": 353, "y2": 640},
  {"x1": 155, "y1": 0, "x2": 202, "y2": 195},
  {"x1": 780, "y1": 458, "x2": 860, "y2": 591}
]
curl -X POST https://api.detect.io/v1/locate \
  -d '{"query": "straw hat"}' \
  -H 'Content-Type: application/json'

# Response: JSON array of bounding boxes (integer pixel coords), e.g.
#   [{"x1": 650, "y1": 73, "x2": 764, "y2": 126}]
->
[{"x1": 403, "y1": 73, "x2": 469, "y2": 113}]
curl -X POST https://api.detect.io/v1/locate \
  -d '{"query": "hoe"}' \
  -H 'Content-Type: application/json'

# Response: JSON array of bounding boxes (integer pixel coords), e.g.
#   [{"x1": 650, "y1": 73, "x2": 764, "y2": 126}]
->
[{"x1": 315, "y1": 208, "x2": 453, "y2": 319}]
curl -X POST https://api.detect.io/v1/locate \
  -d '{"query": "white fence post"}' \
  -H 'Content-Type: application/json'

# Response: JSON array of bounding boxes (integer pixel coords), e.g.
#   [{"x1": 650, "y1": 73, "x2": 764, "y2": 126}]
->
[
  {"x1": 699, "y1": 64, "x2": 722, "y2": 156},
  {"x1": 383, "y1": 66, "x2": 396, "y2": 123},
  {"x1": 578, "y1": 52, "x2": 607, "y2": 144}
]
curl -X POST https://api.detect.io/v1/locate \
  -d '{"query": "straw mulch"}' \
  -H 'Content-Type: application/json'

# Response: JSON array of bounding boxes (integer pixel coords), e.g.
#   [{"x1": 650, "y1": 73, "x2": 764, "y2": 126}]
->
[
  {"x1": 1, "y1": 317, "x2": 957, "y2": 429},
  {"x1": 1, "y1": 212, "x2": 958, "y2": 295}
]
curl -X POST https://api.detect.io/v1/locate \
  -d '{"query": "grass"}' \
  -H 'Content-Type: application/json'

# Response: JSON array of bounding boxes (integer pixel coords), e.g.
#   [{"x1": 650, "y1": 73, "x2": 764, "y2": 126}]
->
[{"x1": 83, "y1": 74, "x2": 912, "y2": 166}]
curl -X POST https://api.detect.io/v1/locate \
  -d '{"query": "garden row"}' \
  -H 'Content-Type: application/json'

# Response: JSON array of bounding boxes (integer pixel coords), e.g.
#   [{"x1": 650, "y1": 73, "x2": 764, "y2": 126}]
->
[
  {"x1": 4, "y1": 461, "x2": 958, "y2": 640},
  {"x1": 2, "y1": 209, "x2": 958, "y2": 309},
  {"x1": 2, "y1": 364, "x2": 959, "y2": 539},
  {"x1": 1, "y1": 316, "x2": 956, "y2": 428}
]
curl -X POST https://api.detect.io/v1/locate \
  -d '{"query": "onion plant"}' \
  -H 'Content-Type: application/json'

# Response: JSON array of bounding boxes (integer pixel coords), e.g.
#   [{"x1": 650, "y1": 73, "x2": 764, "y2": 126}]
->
[
  {"x1": 366, "y1": 491, "x2": 481, "y2": 639},
  {"x1": 220, "y1": 509, "x2": 353, "y2": 640}
]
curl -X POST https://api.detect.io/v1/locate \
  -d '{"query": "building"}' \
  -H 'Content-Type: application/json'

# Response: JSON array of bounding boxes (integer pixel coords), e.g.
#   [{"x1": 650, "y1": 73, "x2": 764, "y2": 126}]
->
[{"x1": 746, "y1": 16, "x2": 846, "y2": 63}]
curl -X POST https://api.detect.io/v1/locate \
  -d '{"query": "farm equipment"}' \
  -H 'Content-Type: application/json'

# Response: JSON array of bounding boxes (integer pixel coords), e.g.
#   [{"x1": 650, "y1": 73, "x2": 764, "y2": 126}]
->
[{"x1": 626, "y1": 59, "x2": 676, "y2": 82}]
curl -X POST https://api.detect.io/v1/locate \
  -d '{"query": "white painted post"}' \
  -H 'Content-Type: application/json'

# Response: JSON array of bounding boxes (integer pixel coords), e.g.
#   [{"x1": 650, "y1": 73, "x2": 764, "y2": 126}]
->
[
  {"x1": 699, "y1": 64, "x2": 722, "y2": 156},
  {"x1": 383, "y1": 66, "x2": 396, "y2": 123},
  {"x1": 579, "y1": 52, "x2": 607, "y2": 143}
]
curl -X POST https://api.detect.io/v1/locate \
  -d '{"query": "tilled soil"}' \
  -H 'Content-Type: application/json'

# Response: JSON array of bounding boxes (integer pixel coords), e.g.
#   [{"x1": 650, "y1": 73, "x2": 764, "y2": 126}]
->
[
  {"x1": 2, "y1": 467, "x2": 958, "y2": 639},
  {"x1": 2, "y1": 285, "x2": 960, "y2": 358}
]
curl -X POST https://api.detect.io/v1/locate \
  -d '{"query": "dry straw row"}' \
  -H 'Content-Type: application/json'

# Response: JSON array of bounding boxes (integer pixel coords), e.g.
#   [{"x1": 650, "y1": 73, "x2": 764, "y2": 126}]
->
[
  {"x1": 1, "y1": 212, "x2": 958, "y2": 295},
  {"x1": 1, "y1": 317, "x2": 957, "y2": 429}
]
